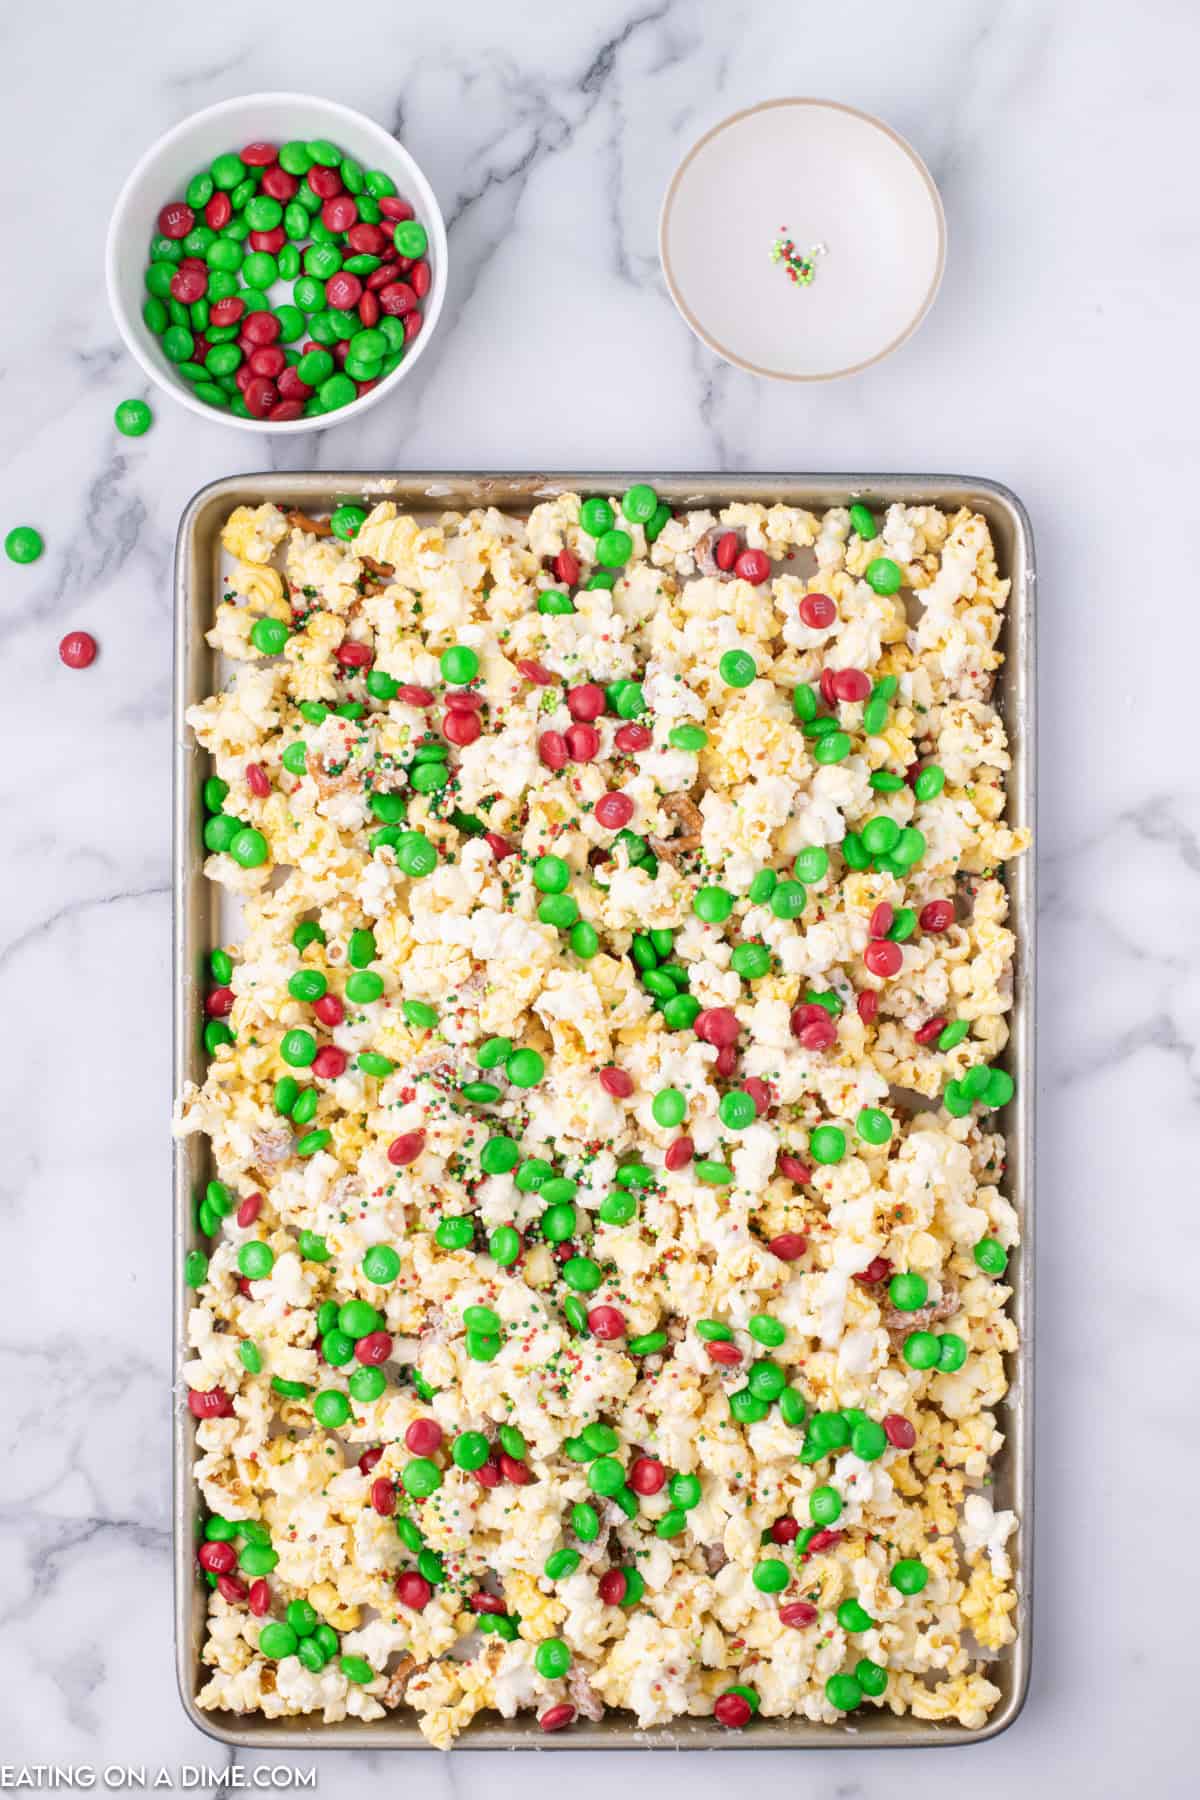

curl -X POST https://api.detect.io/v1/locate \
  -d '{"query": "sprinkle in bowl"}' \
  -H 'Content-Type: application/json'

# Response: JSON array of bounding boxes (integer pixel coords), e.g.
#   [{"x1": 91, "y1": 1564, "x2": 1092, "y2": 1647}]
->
[{"x1": 105, "y1": 93, "x2": 448, "y2": 432}]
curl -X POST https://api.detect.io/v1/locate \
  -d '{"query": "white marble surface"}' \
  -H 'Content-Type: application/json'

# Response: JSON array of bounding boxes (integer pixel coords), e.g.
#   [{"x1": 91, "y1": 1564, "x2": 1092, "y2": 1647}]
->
[{"x1": 1, "y1": 0, "x2": 1195, "y2": 1792}]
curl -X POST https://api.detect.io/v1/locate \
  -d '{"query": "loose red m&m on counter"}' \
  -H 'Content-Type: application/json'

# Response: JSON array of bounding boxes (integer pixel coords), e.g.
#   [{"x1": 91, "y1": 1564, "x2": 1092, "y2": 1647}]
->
[
  {"x1": 59, "y1": 631, "x2": 98, "y2": 670},
  {"x1": 142, "y1": 138, "x2": 431, "y2": 421}
]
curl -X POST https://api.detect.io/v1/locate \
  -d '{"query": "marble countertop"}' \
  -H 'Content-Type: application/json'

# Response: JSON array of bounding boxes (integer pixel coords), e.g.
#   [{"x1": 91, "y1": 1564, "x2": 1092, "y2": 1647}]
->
[{"x1": 1, "y1": 0, "x2": 1193, "y2": 1794}]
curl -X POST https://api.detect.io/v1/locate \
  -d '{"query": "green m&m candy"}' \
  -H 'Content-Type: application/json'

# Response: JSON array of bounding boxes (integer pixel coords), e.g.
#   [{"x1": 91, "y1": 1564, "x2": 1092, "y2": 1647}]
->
[
  {"x1": 865, "y1": 557, "x2": 902, "y2": 595},
  {"x1": 621, "y1": 483, "x2": 658, "y2": 523},
  {"x1": 856, "y1": 1658, "x2": 889, "y2": 1698},
  {"x1": 809, "y1": 1485, "x2": 843, "y2": 1525},
  {"x1": 6, "y1": 524, "x2": 44, "y2": 564},
  {"x1": 891, "y1": 1558, "x2": 928, "y2": 1595},
  {"x1": 440, "y1": 644, "x2": 479, "y2": 684},
  {"x1": 259, "y1": 1622, "x2": 298, "y2": 1660},
  {"x1": 238, "y1": 1242, "x2": 274, "y2": 1280},
  {"x1": 974, "y1": 1236, "x2": 1009, "y2": 1275},
  {"x1": 903, "y1": 1331, "x2": 939, "y2": 1370},
  {"x1": 809, "y1": 1125, "x2": 845, "y2": 1165},
  {"x1": 694, "y1": 885, "x2": 733, "y2": 924},
  {"x1": 719, "y1": 1089, "x2": 756, "y2": 1131},
  {"x1": 826, "y1": 1672, "x2": 863, "y2": 1712},
  {"x1": 114, "y1": 399, "x2": 153, "y2": 437},
  {"x1": 340, "y1": 1655, "x2": 375, "y2": 1686},
  {"x1": 403, "y1": 1457, "x2": 442, "y2": 1497},
  {"x1": 506, "y1": 1047, "x2": 544, "y2": 1087},
  {"x1": 856, "y1": 1107, "x2": 892, "y2": 1145},
  {"x1": 280, "y1": 1029, "x2": 316, "y2": 1067},
  {"x1": 534, "y1": 1639, "x2": 572, "y2": 1680},
  {"x1": 362, "y1": 1244, "x2": 401, "y2": 1284},
  {"x1": 489, "y1": 1225, "x2": 521, "y2": 1266},
  {"x1": 596, "y1": 528, "x2": 632, "y2": 567},
  {"x1": 753, "y1": 1558, "x2": 790, "y2": 1594},
  {"x1": 313, "y1": 1390, "x2": 351, "y2": 1429},
  {"x1": 331, "y1": 505, "x2": 367, "y2": 540},
  {"x1": 793, "y1": 846, "x2": 829, "y2": 883},
  {"x1": 850, "y1": 1418, "x2": 888, "y2": 1461},
  {"x1": 888, "y1": 1272, "x2": 928, "y2": 1311},
  {"x1": 230, "y1": 827, "x2": 268, "y2": 868},
  {"x1": 731, "y1": 942, "x2": 771, "y2": 979},
  {"x1": 652, "y1": 1088, "x2": 686, "y2": 1128},
  {"x1": 719, "y1": 649, "x2": 757, "y2": 689}
]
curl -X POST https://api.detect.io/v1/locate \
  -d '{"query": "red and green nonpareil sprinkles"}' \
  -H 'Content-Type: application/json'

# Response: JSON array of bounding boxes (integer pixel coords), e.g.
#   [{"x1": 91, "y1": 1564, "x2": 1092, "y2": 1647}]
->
[{"x1": 769, "y1": 227, "x2": 826, "y2": 288}]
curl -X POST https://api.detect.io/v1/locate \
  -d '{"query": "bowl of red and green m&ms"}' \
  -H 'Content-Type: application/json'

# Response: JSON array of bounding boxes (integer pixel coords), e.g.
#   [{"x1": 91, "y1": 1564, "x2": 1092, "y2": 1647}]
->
[{"x1": 106, "y1": 93, "x2": 447, "y2": 430}]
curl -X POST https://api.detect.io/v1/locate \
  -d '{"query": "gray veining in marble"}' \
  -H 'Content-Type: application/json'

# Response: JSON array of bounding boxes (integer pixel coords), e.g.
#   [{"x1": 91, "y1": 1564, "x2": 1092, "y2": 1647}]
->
[{"x1": 0, "y1": 0, "x2": 1196, "y2": 1793}]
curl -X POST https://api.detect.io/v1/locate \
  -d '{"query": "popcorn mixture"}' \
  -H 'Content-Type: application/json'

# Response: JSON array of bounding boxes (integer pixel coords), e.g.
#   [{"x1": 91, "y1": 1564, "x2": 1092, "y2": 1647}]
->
[{"x1": 177, "y1": 488, "x2": 1028, "y2": 1745}]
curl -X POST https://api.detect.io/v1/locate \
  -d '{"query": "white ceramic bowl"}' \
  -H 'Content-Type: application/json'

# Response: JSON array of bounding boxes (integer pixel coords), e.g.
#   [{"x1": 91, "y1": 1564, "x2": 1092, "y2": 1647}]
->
[
  {"x1": 106, "y1": 93, "x2": 448, "y2": 432},
  {"x1": 660, "y1": 99, "x2": 944, "y2": 381}
]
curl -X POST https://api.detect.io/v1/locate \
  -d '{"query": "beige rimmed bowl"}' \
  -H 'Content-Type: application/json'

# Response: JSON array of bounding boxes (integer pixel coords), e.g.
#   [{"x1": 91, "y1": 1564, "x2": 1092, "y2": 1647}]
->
[{"x1": 660, "y1": 98, "x2": 945, "y2": 381}]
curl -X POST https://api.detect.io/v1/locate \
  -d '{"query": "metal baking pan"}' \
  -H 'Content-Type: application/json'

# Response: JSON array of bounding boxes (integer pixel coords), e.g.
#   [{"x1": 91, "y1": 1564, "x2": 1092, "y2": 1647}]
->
[{"x1": 174, "y1": 473, "x2": 1035, "y2": 1749}]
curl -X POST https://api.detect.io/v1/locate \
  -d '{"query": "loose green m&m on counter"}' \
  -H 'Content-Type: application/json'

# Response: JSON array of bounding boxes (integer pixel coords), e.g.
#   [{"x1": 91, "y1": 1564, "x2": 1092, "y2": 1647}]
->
[
  {"x1": 114, "y1": 398, "x2": 153, "y2": 436},
  {"x1": 5, "y1": 526, "x2": 43, "y2": 563}
]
